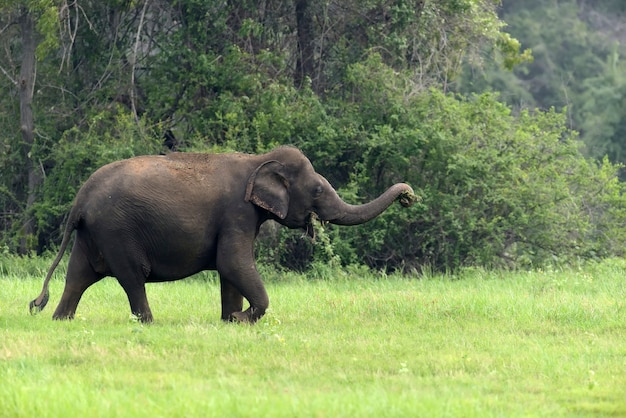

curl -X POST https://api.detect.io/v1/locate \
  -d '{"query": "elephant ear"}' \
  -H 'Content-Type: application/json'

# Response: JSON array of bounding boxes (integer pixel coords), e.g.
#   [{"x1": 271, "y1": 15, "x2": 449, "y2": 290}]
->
[{"x1": 245, "y1": 160, "x2": 289, "y2": 219}]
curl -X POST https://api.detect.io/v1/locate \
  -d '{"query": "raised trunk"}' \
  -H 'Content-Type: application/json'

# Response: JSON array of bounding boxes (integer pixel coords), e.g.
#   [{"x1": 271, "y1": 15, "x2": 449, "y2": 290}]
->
[{"x1": 324, "y1": 183, "x2": 416, "y2": 226}]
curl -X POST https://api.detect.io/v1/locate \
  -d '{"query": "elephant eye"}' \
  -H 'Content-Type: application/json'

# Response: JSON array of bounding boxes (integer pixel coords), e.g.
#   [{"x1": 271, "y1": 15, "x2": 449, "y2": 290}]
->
[{"x1": 313, "y1": 185, "x2": 324, "y2": 199}]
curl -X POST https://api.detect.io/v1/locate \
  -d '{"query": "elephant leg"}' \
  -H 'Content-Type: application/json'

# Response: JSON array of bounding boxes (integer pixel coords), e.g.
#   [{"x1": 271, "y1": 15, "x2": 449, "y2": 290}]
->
[
  {"x1": 106, "y1": 247, "x2": 154, "y2": 323},
  {"x1": 225, "y1": 276, "x2": 268, "y2": 324},
  {"x1": 115, "y1": 275, "x2": 153, "y2": 323},
  {"x1": 217, "y1": 238, "x2": 269, "y2": 323},
  {"x1": 220, "y1": 277, "x2": 244, "y2": 321},
  {"x1": 53, "y1": 243, "x2": 103, "y2": 320}
]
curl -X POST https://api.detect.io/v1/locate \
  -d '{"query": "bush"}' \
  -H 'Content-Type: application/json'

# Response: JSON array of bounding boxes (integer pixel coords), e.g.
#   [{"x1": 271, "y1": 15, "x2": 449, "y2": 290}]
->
[
  {"x1": 330, "y1": 80, "x2": 626, "y2": 271},
  {"x1": 10, "y1": 51, "x2": 626, "y2": 274},
  {"x1": 171, "y1": 52, "x2": 626, "y2": 273}
]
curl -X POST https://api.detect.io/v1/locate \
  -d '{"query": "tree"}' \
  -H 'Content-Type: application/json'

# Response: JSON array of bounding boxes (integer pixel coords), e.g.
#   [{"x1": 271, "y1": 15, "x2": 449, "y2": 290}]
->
[
  {"x1": 17, "y1": 10, "x2": 38, "y2": 252},
  {"x1": 5, "y1": 0, "x2": 623, "y2": 274},
  {"x1": 458, "y1": 0, "x2": 626, "y2": 174},
  {"x1": 0, "y1": 0, "x2": 61, "y2": 252}
]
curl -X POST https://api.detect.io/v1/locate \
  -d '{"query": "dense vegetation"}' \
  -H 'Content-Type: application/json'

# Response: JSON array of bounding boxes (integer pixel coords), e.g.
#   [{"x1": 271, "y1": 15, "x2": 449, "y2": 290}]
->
[
  {"x1": 2, "y1": 0, "x2": 626, "y2": 272},
  {"x1": 459, "y1": 0, "x2": 626, "y2": 171}
]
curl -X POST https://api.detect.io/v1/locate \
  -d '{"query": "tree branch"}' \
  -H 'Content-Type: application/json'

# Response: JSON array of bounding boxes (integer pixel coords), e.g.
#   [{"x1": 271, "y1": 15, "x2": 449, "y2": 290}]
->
[
  {"x1": 0, "y1": 64, "x2": 17, "y2": 86},
  {"x1": 131, "y1": 0, "x2": 150, "y2": 123}
]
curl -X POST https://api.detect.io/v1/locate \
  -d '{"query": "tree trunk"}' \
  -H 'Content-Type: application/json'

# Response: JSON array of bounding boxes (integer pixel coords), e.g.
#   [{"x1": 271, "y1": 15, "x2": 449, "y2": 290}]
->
[
  {"x1": 294, "y1": 0, "x2": 316, "y2": 91},
  {"x1": 19, "y1": 11, "x2": 41, "y2": 253}
]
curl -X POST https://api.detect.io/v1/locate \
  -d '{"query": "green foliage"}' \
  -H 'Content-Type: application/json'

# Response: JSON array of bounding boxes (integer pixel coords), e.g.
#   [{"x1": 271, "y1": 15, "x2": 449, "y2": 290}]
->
[
  {"x1": 318, "y1": 0, "x2": 520, "y2": 87},
  {"x1": 2, "y1": 0, "x2": 626, "y2": 273},
  {"x1": 327, "y1": 61, "x2": 626, "y2": 271},
  {"x1": 255, "y1": 52, "x2": 626, "y2": 272},
  {"x1": 31, "y1": 0, "x2": 60, "y2": 59},
  {"x1": 0, "y1": 0, "x2": 61, "y2": 58},
  {"x1": 574, "y1": 49, "x2": 626, "y2": 163},
  {"x1": 496, "y1": 32, "x2": 533, "y2": 71},
  {"x1": 458, "y1": 0, "x2": 626, "y2": 173}
]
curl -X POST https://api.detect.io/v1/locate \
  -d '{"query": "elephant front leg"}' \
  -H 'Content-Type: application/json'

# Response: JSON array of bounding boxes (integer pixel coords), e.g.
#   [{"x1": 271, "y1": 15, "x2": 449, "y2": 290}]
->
[
  {"x1": 216, "y1": 238, "x2": 269, "y2": 324},
  {"x1": 219, "y1": 277, "x2": 244, "y2": 321},
  {"x1": 218, "y1": 273, "x2": 269, "y2": 323}
]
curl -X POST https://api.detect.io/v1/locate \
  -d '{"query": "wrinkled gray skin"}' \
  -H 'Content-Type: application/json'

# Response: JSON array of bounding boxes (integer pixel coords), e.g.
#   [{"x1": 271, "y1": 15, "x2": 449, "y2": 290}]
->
[{"x1": 30, "y1": 146, "x2": 415, "y2": 323}]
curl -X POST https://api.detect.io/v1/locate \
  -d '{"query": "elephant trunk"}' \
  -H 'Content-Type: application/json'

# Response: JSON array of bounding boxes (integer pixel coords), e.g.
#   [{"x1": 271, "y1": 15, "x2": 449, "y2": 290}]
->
[{"x1": 323, "y1": 183, "x2": 416, "y2": 226}]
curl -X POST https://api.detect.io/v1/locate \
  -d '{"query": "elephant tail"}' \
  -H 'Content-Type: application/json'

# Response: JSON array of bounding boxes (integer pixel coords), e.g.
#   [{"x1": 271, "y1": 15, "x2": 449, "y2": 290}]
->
[{"x1": 29, "y1": 208, "x2": 80, "y2": 315}]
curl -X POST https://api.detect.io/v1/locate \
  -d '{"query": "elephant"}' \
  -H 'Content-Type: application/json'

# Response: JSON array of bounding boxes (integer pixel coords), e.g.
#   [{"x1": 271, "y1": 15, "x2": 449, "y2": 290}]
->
[{"x1": 29, "y1": 146, "x2": 416, "y2": 323}]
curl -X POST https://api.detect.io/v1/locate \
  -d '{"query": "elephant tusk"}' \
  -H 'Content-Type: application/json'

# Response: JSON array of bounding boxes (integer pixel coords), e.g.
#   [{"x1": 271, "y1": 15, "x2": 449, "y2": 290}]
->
[{"x1": 305, "y1": 213, "x2": 321, "y2": 240}]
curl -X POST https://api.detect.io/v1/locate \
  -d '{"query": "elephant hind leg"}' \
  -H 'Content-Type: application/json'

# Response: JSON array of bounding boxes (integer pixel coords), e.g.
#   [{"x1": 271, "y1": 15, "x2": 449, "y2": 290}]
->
[
  {"x1": 100, "y1": 242, "x2": 154, "y2": 323},
  {"x1": 119, "y1": 281, "x2": 153, "y2": 323},
  {"x1": 53, "y1": 243, "x2": 103, "y2": 320},
  {"x1": 114, "y1": 268, "x2": 153, "y2": 323}
]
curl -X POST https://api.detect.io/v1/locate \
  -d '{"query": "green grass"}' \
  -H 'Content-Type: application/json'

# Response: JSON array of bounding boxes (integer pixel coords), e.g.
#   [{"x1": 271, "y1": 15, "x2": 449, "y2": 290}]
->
[{"x1": 1, "y1": 257, "x2": 625, "y2": 417}]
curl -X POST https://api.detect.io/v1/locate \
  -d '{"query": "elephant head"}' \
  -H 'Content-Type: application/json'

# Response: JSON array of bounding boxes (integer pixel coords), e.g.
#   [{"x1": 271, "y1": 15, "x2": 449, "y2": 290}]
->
[{"x1": 245, "y1": 147, "x2": 416, "y2": 236}]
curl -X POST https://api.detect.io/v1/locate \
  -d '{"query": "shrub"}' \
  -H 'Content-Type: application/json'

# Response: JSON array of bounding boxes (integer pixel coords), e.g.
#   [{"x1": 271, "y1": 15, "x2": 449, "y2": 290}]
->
[
  {"x1": 332, "y1": 84, "x2": 626, "y2": 271},
  {"x1": 15, "y1": 52, "x2": 626, "y2": 274}
]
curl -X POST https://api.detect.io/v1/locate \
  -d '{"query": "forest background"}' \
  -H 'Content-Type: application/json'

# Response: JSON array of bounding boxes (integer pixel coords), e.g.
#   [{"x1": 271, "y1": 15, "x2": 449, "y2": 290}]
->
[{"x1": 1, "y1": 0, "x2": 626, "y2": 273}]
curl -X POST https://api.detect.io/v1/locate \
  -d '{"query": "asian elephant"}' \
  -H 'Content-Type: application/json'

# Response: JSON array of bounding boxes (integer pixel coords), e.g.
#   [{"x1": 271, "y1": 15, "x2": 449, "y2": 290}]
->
[{"x1": 30, "y1": 146, "x2": 415, "y2": 323}]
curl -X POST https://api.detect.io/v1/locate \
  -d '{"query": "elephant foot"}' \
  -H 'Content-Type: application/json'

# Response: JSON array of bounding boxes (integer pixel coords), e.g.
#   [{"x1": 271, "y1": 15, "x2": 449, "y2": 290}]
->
[
  {"x1": 52, "y1": 312, "x2": 74, "y2": 321},
  {"x1": 228, "y1": 306, "x2": 266, "y2": 324},
  {"x1": 132, "y1": 311, "x2": 154, "y2": 324},
  {"x1": 228, "y1": 311, "x2": 251, "y2": 324}
]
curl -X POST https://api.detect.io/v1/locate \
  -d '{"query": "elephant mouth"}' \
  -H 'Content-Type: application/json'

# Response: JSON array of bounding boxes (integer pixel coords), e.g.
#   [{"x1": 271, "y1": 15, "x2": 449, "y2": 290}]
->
[{"x1": 305, "y1": 212, "x2": 322, "y2": 239}]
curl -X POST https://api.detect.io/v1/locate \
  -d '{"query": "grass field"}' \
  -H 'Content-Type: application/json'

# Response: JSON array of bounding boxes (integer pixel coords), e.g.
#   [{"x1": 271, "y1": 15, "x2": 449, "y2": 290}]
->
[{"x1": 1, "y1": 256, "x2": 625, "y2": 417}]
